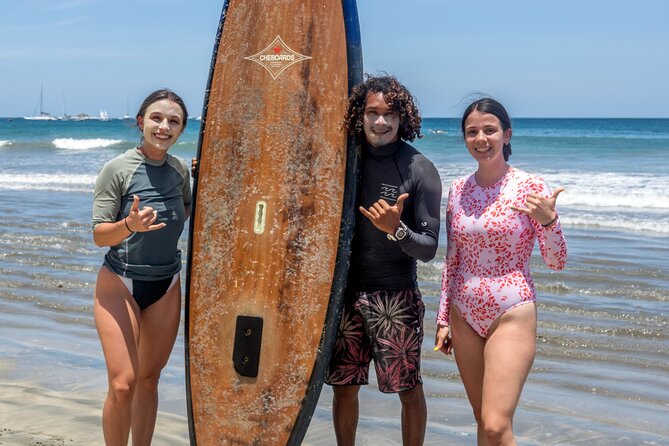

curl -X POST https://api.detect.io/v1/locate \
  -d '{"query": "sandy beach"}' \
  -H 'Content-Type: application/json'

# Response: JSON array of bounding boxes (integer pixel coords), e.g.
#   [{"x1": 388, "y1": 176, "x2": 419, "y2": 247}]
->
[
  {"x1": 0, "y1": 309, "x2": 480, "y2": 446},
  {"x1": 0, "y1": 381, "x2": 188, "y2": 445},
  {"x1": 0, "y1": 373, "x2": 485, "y2": 446}
]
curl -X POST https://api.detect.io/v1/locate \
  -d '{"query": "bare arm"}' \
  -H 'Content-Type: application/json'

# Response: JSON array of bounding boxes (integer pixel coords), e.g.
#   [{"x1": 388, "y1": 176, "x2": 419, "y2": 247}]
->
[{"x1": 93, "y1": 195, "x2": 165, "y2": 247}]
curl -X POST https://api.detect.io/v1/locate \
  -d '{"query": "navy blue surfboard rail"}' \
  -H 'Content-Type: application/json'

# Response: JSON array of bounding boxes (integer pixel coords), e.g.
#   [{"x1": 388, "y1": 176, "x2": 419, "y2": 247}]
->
[{"x1": 184, "y1": 1, "x2": 363, "y2": 445}]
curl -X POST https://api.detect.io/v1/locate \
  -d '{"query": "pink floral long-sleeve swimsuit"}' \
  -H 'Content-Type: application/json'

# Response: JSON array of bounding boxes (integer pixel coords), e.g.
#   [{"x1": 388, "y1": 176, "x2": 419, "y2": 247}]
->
[{"x1": 437, "y1": 167, "x2": 567, "y2": 338}]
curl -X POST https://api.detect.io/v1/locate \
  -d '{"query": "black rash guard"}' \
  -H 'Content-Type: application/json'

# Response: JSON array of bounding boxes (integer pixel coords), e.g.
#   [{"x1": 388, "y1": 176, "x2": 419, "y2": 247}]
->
[{"x1": 350, "y1": 140, "x2": 442, "y2": 290}]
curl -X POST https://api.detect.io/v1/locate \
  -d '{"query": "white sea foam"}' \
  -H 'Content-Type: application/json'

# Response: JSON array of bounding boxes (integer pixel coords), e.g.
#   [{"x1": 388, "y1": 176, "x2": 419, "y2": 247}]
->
[
  {"x1": 562, "y1": 213, "x2": 668, "y2": 235},
  {"x1": 439, "y1": 167, "x2": 669, "y2": 211},
  {"x1": 0, "y1": 173, "x2": 95, "y2": 192},
  {"x1": 52, "y1": 138, "x2": 123, "y2": 150},
  {"x1": 436, "y1": 166, "x2": 669, "y2": 234},
  {"x1": 0, "y1": 140, "x2": 12, "y2": 147},
  {"x1": 540, "y1": 171, "x2": 669, "y2": 210}
]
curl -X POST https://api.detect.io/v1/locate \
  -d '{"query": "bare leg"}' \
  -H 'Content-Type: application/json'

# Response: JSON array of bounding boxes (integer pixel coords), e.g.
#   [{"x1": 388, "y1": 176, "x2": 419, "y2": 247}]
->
[
  {"x1": 332, "y1": 385, "x2": 360, "y2": 446},
  {"x1": 94, "y1": 266, "x2": 140, "y2": 446},
  {"x1": 480, "y1": 303, "x2": 536, "y2": 446},
  {"x1": 131, "y1": 278, "x2": 182, "y2": 446},
  {"x1": 399, "y1": 383, "x2": 426, "y2": 446},
  {"x1": 450, "y1": 306, "x2": 489, "y2": 446}
]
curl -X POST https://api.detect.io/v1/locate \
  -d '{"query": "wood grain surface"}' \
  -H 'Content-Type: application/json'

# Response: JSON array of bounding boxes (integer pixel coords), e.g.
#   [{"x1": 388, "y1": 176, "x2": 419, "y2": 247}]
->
[{"x1": 186, "y1": 0, "x2": 359, "y2": 444}]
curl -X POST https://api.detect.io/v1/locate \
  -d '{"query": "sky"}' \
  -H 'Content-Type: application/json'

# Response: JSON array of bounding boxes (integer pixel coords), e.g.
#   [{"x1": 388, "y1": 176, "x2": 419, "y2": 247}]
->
[{"x1": 1, "y1": 0, "x2": 668, "y2": 118}]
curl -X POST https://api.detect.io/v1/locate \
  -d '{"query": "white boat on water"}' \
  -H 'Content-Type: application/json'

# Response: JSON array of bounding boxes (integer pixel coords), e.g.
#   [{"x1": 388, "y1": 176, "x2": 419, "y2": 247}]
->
[
  {"x1": 69, "y1": 113, "x2": 94, "y2": 121},
  {"x1": 24, "y1": 86, "x2": 57, "y2": 121},
  {"x1": 119, "y1": 99, "x2": 133, "y2": 121},
  {"x1": 24, "y1": 113, "x2": 57, "y2": 121}
]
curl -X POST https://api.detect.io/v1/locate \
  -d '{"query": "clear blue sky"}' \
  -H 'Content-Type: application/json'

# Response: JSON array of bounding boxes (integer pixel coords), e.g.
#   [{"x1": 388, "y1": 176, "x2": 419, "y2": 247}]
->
[{"x1": 1, "y1": 0, "x2": 667, "y2": 118}]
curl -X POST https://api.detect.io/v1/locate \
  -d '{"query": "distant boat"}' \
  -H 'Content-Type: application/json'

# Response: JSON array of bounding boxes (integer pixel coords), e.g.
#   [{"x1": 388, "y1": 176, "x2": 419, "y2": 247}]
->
[
  {"x1": 24, "y1": 86, "x2": 57, "y2": 121},
  {"x1": 60, "y1": 91, "x2": 73, "y2": 120},
  {"x1": 71, "y1": 113, "x2": 94, "y2": 121},
  {"x1": 83, "y1": 110, "x2": 110, "y2": 121},
  {"x1": 119, "y1": 98, "x2": 133, "y2": 120}
]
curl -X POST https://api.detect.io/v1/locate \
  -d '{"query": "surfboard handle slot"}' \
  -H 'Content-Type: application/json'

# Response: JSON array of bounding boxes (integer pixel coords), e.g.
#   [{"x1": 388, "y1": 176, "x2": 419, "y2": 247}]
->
[{"x1": 233, "y1": 315, "x2": 263, "y2": 378}]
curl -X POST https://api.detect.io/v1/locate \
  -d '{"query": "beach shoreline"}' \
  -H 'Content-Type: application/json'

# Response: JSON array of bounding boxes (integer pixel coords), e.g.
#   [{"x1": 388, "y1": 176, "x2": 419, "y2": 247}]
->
[{"x1": 0, "y1": 375, "x2": 480, "y2": 446}]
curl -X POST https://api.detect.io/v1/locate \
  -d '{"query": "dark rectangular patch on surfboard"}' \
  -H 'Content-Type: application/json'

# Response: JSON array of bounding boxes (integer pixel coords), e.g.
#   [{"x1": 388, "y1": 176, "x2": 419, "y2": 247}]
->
[{"x1": 232, "y1": 315, "x2": 263, "y2": 378}]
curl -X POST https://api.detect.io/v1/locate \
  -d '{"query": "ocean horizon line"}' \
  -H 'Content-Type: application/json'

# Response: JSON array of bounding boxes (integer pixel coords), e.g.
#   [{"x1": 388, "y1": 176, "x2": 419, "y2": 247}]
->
[{"x1": 1, "y1": 115, "x2": 668, "y2": 120}]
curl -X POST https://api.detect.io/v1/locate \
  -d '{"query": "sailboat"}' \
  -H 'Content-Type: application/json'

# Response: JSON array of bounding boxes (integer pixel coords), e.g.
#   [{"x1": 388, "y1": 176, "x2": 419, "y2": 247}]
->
[
  {"x1": 60, "y1": 91, "x2": 75, "y2": 121},
  {"x1": 24, "y1": 86, "x2": 58, "y2": 121},
  {"x1": 120, "y1": 98, "x2": 132, "y2": 121}
]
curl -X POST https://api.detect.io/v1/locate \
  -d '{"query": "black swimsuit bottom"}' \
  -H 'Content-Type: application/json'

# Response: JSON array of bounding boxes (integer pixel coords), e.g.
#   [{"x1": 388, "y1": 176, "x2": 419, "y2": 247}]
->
[{"x1": 131, "y1": 277, "x2": 174, "y2": 310}]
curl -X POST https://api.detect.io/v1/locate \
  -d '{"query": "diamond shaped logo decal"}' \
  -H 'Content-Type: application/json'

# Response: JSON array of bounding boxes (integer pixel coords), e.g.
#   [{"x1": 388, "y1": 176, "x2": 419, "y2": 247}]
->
[{"x1": 244, "y1": 35, "x2": 312, "y2": 80}]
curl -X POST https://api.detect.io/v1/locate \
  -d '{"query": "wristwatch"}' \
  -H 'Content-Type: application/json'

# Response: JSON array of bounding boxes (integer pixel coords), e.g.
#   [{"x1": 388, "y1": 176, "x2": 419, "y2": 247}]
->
[{"x1": 387, "y1": 221, "x2": 408, "y2": 242}]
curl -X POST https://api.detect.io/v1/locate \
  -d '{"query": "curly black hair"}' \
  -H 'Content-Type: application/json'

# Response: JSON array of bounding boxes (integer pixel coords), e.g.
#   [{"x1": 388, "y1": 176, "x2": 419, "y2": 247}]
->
[{"x1": 343, "y1": 75, "x2": 422, "y2": 144}]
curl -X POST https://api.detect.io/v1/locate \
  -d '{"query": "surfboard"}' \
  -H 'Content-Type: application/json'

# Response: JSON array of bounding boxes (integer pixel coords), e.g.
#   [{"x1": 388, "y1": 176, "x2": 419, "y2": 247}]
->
[{"x1": 185, "y1": 1, "x2": 362, "y2": 444}]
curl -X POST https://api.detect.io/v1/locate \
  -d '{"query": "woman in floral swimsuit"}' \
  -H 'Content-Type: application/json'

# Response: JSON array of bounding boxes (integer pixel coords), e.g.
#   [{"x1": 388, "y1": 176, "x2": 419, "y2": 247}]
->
[{"x1": 434, "y1": 98, "x2": 567, "y2": 445}]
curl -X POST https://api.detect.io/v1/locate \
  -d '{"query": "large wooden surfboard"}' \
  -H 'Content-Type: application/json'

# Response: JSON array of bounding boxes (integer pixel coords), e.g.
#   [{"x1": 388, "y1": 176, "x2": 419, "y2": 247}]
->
[{"x1": 185, "y1": 1, "x2": 362, "y2": 444}]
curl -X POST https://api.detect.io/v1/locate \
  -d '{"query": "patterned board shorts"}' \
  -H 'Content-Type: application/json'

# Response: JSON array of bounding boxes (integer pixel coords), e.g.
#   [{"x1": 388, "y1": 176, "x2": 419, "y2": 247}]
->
[{"x1": 326, "y1": 288, "x2": 425, "y2": 393}]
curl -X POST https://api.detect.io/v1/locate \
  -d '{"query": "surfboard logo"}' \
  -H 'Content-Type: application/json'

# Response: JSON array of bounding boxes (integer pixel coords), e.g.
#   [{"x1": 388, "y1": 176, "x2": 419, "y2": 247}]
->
[{"x1": 244, "y1": 35, "x2": 312, "y2": 80}]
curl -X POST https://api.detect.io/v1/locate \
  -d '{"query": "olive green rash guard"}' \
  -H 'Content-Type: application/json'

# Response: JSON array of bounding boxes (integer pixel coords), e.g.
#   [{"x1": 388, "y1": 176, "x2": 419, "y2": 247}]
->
[{"x1": 92, "y1": 148, "x2": 192, "y2": 280}]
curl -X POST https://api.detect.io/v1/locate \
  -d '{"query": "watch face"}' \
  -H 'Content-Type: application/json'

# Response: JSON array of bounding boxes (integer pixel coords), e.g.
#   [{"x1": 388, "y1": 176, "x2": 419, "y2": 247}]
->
[{"x1": 395, "y1": 227, "x2": 407, "y2": 240}]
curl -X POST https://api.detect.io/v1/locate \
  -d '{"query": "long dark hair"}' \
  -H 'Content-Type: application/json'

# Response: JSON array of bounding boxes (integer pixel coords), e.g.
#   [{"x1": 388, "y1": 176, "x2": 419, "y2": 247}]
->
[
  {"x1": 344, "y1": 75, "x2": 422, "y2": 144},
  {"x1": 461, "y1": 98, "x2": 512, "y2": 161},
  {"x1": 136, "y1": 89, "x2": 189, "y2": 128}
]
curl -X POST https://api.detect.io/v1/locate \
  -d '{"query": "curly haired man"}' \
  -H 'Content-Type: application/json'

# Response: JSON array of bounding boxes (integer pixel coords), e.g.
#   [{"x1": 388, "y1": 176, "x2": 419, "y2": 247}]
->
[{"x1": 326, "y1": 75, "x2": 442, "y2": 446}]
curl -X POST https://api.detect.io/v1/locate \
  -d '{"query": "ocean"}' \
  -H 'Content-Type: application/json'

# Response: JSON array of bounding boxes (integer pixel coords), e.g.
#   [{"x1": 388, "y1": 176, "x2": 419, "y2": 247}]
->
[{"x1": 1, "y1": 117, "x2": 667, "y2": 445}]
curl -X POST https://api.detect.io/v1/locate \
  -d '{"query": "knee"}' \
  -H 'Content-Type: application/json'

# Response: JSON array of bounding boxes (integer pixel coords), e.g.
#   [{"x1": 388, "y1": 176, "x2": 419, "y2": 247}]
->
[
  {"x1": 108, "y1": 375, "x2": 136, "y2": 406},
  {"x1": 398, "y1": 384, "x2": 424, "y2": 406},
  {"x1": 136, "y1": 369, "x2": 162, "y2": 390},
  {"x1": 481, "y1": 413, "x2": 513, "y2": 444},
  {"x1": 333, "y1": 385, "x2": 359, "y2": 405}
]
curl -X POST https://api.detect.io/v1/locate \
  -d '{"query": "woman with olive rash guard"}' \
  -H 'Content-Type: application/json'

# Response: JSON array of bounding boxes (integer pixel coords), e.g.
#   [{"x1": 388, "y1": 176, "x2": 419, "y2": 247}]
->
[
  {"x1": 92, "y1": 89, "x2": 190, "y2": 446},
  {"x1": 93, "y1": 147, "x2": 190, "y2": 308}
]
